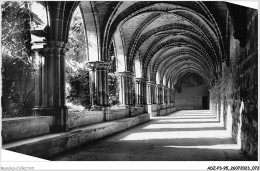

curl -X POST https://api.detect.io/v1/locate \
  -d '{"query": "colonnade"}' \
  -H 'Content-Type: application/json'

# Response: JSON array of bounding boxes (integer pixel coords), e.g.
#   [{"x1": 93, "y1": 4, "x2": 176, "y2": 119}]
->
[{"x1": 32, "y1": 42, "x2": 176, "y2": 131}]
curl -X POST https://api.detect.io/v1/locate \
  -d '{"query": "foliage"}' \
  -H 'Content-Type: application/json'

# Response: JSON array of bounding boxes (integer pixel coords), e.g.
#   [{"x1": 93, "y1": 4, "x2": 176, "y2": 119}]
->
[
  {"x1": 1, "y1": 1, "x2": 35, "y2": 118},
  {"x1": 108, "y1": 73, "x2": 119, "y2": 106},
  {"x1": 65, "y1": 6, "x2": 90, "y2": 110},
  {"x1": 65, "y1": 6, "x2": 120, "y2": 109},
  {"x1": 66, "y1": 68, "x2": 91, "y2": 109},
  {"x1": 65, "y1": 7, "x2": 87, "y2": 63}
]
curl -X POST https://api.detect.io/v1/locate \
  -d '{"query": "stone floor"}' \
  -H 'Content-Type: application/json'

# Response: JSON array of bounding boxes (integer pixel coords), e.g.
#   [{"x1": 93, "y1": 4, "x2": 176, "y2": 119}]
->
[{"x1": 52, "y1": 110, "x2": 246, "y2": 161}]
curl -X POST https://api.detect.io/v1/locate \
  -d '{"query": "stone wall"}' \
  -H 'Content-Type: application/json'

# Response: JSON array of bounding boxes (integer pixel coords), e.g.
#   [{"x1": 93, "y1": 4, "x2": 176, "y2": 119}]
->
[
  {"x1": 209, "y1": 8, "x2": 258, "y2": 160},
  {"x1": 241, "y1": 8, "x2": 258, "y2": 160},
  {"x1": 2, "y1": 116, "x2": 54, "y2": 143},
  {"x1": 175, "y1": 84, "x2": 209, "y2": 110}
]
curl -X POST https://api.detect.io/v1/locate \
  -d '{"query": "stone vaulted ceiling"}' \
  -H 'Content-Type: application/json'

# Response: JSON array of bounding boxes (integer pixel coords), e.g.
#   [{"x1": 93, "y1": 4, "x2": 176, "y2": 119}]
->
[{"x1": 82, "y1": 1, "x2": 229, "y2": 87}]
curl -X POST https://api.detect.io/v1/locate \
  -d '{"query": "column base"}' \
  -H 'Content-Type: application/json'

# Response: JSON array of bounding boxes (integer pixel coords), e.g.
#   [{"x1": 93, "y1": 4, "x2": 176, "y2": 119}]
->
[
  {"x1": 90, "y1": 105, "x2": 111, "y2": 111},
  {"x1": 135, "y1": 104, "x2": 144, "y2": 107},
  {"x1": 147, "y1": 104, "x2": 159, "y2": 117},
  {"x1": 33, "y1": 106, "x2": 68, "y2": 132},
  {"x1": 116, "y1": 105, "x2": 133, "y2": 109}
]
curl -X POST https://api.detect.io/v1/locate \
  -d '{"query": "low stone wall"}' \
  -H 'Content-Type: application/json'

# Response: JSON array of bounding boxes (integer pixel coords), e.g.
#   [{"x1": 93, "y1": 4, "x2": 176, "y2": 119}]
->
[
  {"x1": 147, "y1": 103, "x2": 176, "y2": 116},
  {"x1": 3, "y1": 107, "x2": 148, "y2": 144},
  {"x1": 68, "y1": 107, "x2": 146, "y2": 129},
  {"x1": 3, "y1": 113, "x2": 150, "y2": 159},
  {"x1": 108, "y1": 109, "x2": 129, "y2": 120},
  {"x1": 68, "y1": 111, "x2": 104, "y2": 129},
  {"x1": 2, "y1": 116, "x2": 54, "y2": 143},
  {"x1": 175, "y1": 106, "x2": 201, "y2": 110},
  {"x1": 133, "y1": 107, "x2": 145, "y2": 116},
  {"x1": 147, "y1": 104, "x2": 158, "y2": 117},
  {"x1": 159, "y1": 107, "x2": 177, "y2": 116}
]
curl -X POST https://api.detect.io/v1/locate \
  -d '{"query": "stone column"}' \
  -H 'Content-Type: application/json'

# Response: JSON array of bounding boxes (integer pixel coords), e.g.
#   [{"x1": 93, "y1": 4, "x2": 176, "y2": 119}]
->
[
  {"x1": 170, "y1": 89, "x2": 173, "y2": 103},
  {"x1": 146, "y1": 81, "x2": 152, "y2": 104},
  {"x1": 134, "y1": 78, "x2": 141, "y2": 106},
  {"x1": 134, "y1": 77, "x2": 147, "y2": 106},
  {"x1": 167, "y1": 88, "x2": 171, "y2": 104},
  {"x1": 173, "y1": 89, "x2": 176, "y2": 103},
  {"x1": 142, "y1": 77, "x2": 147, "y2": 105},
  {"x1": 161, "y1": 86, "x2": 165, "y2": 104},
  {"x1": 155, "y1": 84, "x2": 159, "y2": 104},
  {"x1": 33, "y1": 41, "x2": 67, "y2": 132},
  {"x1": 162, "y1": 86, "x2": 168, "y2": 104},
  {"x1": 157, "y1": 84, "x2": 163, "y2": 104},
  {"x1": 117, "y1": 72, "x2": 134, "y2": 107},
  {"x1": 87, "y1": 61, "x2": 110, "y2": 110}
]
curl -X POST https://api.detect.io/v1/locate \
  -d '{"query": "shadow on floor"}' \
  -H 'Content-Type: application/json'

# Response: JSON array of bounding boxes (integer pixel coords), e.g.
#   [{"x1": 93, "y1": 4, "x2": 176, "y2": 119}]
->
[{"x1": 50, "y1": 110, "x2": 246, "y2": 161}]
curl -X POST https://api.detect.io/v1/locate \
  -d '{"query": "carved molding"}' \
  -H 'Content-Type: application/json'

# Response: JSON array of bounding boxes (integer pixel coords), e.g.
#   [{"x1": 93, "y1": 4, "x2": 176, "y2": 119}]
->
[
  {"x1": 87, "y1": 61, "x2": 111, "y2": 70},
  {"x1": 116, "y1": 71, "x2": 134, "y2": 78}
]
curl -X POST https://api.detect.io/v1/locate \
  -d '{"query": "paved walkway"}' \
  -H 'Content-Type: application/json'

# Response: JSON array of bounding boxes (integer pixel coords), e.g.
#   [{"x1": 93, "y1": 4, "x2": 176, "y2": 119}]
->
[{"x1": 52, "y1": 110, "x2": 246, "y2": 161}]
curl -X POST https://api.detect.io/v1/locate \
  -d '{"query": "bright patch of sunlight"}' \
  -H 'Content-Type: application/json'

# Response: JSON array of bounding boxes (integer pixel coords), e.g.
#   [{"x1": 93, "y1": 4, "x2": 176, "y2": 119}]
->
[
  {"x1": 119, "y1": 110, "x2": 233, "y2": 141},
  {"x1": 66, "y1": 102, "x2": 85, "y2": 112},
  {"x1": 155, "y1": 115, "x2": 216, "y2": 119},
  {"x1": 227, "y1": 105, "x2": 233, "y2": 135},
  {"x1": 154, "y1": 118, "x2": 219, "y2": 123},
  {"x1": 163, "y1": 144, "x2": 240, "y2": 150},
  {"x1": 119, "y1": 130, "x2": 231, "y2": 141},
  {"x1": 143, "y1": 122, "x2": 223, "y2": 129},
  {"x1": 237, "y1": 101, "x2": 244, "y2": 148},
  {"x1": 31, "y1": 2, "x2": 48, "y2": 30}
]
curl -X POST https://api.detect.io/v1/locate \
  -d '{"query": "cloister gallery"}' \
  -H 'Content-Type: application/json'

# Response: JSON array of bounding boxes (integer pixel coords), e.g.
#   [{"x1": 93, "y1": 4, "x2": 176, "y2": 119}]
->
[{"x1": 1, "y1": 1, "x2": 258, "y2": 162}]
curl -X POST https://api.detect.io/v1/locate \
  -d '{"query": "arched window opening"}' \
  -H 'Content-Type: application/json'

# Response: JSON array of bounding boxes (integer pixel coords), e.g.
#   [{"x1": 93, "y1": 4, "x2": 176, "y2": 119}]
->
[
  {"x1": 65, "y1": 6, "x2": 90, "y2": 113},
  {"x1": 108, "y1": 42, "x2": 120, "y2": 108}
]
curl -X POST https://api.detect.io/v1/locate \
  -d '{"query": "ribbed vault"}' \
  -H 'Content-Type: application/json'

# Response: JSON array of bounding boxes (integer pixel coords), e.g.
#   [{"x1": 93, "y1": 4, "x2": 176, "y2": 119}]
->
[{"x1": 104, "y1": 1, "x2": 227, "y2": 88}]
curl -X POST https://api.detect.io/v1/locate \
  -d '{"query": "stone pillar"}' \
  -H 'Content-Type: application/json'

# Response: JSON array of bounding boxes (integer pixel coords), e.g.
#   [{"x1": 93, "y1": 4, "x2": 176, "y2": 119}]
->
[
  {"x1": 142, "y1": 78, "x2": 147, "y2": 105},
  {"x1": 162, "y1": 86, "x2": 168, "y2": 104},
  {"x1": 167, "y1": 88, "x2": 170, "y2": 104},
  {"x1": 87, "y1": 61, "x2": 110, "y2": 109},
  {"x1": 157, "y1": 84, "x2": 163, "y2": 104},
  {"x1": 162, "y1": 86, "x2": 165, "y2": 104},
  {"x1": 117, "y1": 72, "x2": 134, "y2": 107},
  {"x1": 155, "y1": 84, "x2": 160, "y2": 104},
  {"x1": 134, "y1": 78, "x2": 141, "y2": 106},
  {"x1": 33, "y1": 41, "x2": 67, "y2": 132},
  {"x1": 173, "y1": 89, "x2": 176, "y2": 103},
  {"x1": 170, "y1": 89, "x2": 173, "y2": 103},
  {"x1": 134, "y1": 77, "x2": 147, "y2": 106},
  {"x1": 146, "y1": 81, "x2": 152, "y2": 104}
]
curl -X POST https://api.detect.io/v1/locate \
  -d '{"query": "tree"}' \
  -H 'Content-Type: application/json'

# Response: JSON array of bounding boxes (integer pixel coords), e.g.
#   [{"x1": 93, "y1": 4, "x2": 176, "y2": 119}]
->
[{"x1": 1, "y1": 1, "x2": 35, "y2": 118}]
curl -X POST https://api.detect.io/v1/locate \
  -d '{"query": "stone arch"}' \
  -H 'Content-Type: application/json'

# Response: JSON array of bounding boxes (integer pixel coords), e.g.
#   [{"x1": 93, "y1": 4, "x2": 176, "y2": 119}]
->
[
  {"x1": 103, "y1": 1, "x2": 226, "y2": 59},
  {"x1": 80, "y1": 1, "x2": 101, "y2": 61}
]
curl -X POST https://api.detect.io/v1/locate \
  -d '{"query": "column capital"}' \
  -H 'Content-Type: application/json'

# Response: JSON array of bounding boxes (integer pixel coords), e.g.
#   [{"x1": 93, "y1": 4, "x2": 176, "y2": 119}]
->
[
  {"x1": 47, "y1": 40, "x2": 65, "y2": 47},
  {"x1": 134, "y1": 78, "x2": 142, "y2": 83},
  {"x1": 156, "y1": 84, "x2": 162, "y2": 88},
  {"x1": 162, "y1": 85, "x2": 168, "y2": 89},
  {"x1": 38, "y1": 41, "x2": 66, "y2": 56},
  {"x1": 116, "y1": 71, "x2": 134, "y2": 78},
  {"x1": 87, "y1": 61, "x2": 110, "y2": 70},
  {"x1": 134, "y1": 77, "x2": 147, "y2": 82},
  {"x1": 146, "y1": 81, "x2": 154, "y2": 85}
]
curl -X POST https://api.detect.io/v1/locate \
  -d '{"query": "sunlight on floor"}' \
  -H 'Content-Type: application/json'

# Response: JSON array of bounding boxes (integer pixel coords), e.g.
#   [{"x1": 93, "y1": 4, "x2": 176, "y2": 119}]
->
[
  {"x1": 164, "y1": 144, "x2": 240, "y2": 150},
  {"x1": 120, "y1": 110, "x2": 232, "y2": 142},
  {"x1": 143, "y1": 122, "x2": 223, "y2": 129},
  {"x1": 119, "y1": 130, "x2": 231, "y2": 140}
]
